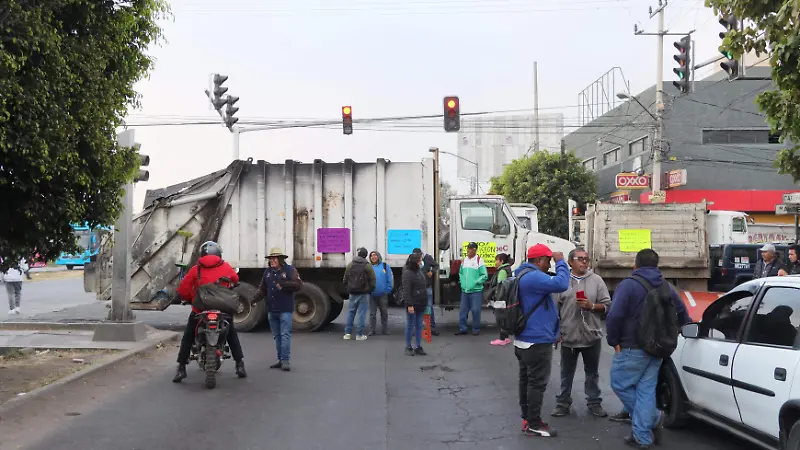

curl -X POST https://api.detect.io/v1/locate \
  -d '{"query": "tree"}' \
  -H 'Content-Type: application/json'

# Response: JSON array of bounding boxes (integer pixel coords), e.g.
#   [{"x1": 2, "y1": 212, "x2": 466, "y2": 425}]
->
[
  {"x1": 0, "y1": 0, "x2": 169, "y2": 268},
  {"x1": 705, "y1": 0, "x2": 800, "y2": 181},
  {"x1": 490, "y1": 151, "x2": 598, "y2": 237},
  {"x1": 439, "y1": 180, "x2": 456, "y2": 226}
]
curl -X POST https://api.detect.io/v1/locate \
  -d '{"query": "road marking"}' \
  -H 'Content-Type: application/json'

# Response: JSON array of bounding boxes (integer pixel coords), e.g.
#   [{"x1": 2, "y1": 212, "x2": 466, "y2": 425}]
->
[{"x1": 685, "y1": 291, "x2": 697, "y2": 307}]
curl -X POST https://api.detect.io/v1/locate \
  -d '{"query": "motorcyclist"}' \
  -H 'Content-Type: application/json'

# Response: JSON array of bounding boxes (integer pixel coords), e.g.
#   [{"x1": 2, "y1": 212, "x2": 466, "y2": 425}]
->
[{"x1": 173, "y1": 241, "x2": 247, "y2": 383}]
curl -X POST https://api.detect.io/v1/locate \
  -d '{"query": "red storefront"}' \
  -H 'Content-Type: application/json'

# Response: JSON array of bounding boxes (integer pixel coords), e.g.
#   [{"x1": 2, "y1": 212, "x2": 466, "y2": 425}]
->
[{"x1": 638, "y1": 189, "x2": 796, "y2": 223}]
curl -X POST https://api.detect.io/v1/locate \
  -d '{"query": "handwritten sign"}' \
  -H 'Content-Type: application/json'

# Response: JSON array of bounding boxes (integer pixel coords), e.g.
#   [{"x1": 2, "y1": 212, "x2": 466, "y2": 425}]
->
[
  {"x1": 387, "y1": 229, "x2": 421, "y2": 255},
  {"x1": 317, "y1": 228, "x2": 351, "y2": 253},
  {"x1": 618, "y1": 229, "x2": 652, "y2": 253},
  {"x1": 461, "y1": 241, "x2": 497, "y2": 268}
]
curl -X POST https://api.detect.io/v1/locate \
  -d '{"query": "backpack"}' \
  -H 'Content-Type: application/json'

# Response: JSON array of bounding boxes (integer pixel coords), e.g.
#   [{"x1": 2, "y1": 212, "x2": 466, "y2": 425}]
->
[
  {"x1": 494, "y1": 268, "x2": 548, "y2": 336},
  {"x1": 631, "y1": 275, "x2": 681, "y2": 359},
  {"x1": 193, "y1": 265, "x2": 241, "y2": 315},
  {"x1": 347, "y1": 261, "x2": 371, "y2": 294},
  {"x1": 483, "y1": 265, "x2": 513, "y2": 303}
]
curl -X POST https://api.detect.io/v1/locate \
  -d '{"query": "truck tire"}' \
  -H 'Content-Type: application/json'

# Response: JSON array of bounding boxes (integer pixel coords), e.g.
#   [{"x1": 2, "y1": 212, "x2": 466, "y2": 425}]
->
[
  {"x1": 232, "y1": 282, "x2": 266, "y2": 332},
  {"x1": 657, "y1": 364, "x2": 688, "y2": 429},
  {"x1": 66, "y1": 265, "x2": 74, "y2": 271},
  {"x1": 293, "y1": 283, "x2": 330, "y2": 332},
  {"x1": 324, "y1": 300, "x2": 344, "y2": 326},
  {"x1": 786, "y1": 420, "x2": 800, "y2": 450}
]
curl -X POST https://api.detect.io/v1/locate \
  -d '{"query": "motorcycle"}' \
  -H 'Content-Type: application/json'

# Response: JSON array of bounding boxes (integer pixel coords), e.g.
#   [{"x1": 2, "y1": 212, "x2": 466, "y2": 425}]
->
[{"x1": 189, "y1": 310, "x2": 232, "y2": 389}]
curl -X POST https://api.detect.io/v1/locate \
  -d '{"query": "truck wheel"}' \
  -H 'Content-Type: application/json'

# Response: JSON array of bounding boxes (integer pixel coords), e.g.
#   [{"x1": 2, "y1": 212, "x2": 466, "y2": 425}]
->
[
  {"x1": 66, "y1": 265, "x2": 74, "y2": 270},
  {"x1": 232, "y1": 282, "x2": 265, "y2": 332},
  {"x1": 786, "y1": 420, "x2": 800, "y2": 450},
  {"x1": 293, "y1": 283, "x2": 330, "y2": 332},
  {"x1": 324, "y1": 300, "x2": 344, "y2": 326},
  {"x1": 657, "y1": 364, "x2": 688, "y2": 428}
]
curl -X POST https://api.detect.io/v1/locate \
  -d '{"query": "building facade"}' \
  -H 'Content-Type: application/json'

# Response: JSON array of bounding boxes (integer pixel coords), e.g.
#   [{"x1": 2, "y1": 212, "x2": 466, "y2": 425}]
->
[
  {"x1": 456, "y1": 113, "x2": 565, "y2": 183},
  {"x1": 563, "y1": 66, "x2": 796, "y2": 225}
]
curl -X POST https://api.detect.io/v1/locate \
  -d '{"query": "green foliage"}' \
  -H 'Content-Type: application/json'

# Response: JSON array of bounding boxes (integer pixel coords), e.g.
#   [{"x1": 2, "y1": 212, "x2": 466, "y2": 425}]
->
[
  {"x1": 439, "y1": 180, "x2": 456, "y2": 224},
  {"x1": 0, "y1": 0, "x2": 169, "y2": 268},
  {"x1": 490, "y1": 151, "x2": 598, "y2": 237},
  {"x1": 706, "y1": 0, "x2": 800, "y2": 181}
]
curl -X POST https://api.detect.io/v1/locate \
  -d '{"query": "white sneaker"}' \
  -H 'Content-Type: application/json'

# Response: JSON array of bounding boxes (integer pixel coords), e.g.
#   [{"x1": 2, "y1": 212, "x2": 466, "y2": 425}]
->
[
  {"x1": 343, "y1": 334, "x2": 352, "y2": 340},
  {"x1": 13, "y1": 307, "x2": 20, "y2": 314},
  {"x1": 356, "y1": 335, "x2": 368, "y2": 341}
]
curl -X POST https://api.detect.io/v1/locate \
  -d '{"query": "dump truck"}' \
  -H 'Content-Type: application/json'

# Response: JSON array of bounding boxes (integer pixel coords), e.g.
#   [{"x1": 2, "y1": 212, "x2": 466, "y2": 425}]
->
[
  {"x1": 582, "y1": 201, "x2": 723, "y2": 321},
  {"x1": 84, "y1": 158, "x2": 574, "y2": 332}
]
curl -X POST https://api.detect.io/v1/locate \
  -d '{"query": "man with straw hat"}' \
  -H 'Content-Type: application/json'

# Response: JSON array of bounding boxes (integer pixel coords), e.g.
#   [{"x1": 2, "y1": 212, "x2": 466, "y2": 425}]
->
[{"x1": 256, "y1": 247, "x2": 303, "y2": 372}]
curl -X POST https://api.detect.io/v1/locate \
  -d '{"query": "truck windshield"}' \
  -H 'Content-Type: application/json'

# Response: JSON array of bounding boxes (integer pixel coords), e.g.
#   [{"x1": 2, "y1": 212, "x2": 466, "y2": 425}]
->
[{"x1": 732, "y1": 217, "x2": 746, "y2": 233}]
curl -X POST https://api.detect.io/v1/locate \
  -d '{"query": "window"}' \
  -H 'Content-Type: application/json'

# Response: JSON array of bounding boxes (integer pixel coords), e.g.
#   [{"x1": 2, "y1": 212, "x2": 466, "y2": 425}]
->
[
  {"x1": 744, "y1": 287, "x2": 800, "y2": 348},
  {"x1": 731, "y1": 247, "x2": 756, "y2": 266},
  {"x1": 582, "y1": 157, "x2": 596, "y2": 171},
  {"x1": 732, "y1": 217, "x2": 746, "y2": 233},
  {"x1": 603, "y1": 147, "x2": 620, "y2": 166},
  {"x1": 631, "y1": 156, "x2": 643, "y2": 173},
  {"x1": 702, "y1": 129, "x2": 780, "y2": 145},
  {"x1": 710, "y1": 246, "x2": 723, "y2": 268},
  {"x1": 629, "y1": 137, "x2": 647, "y2": 156},
  {"x1": 74, "y1": 229, "x2": 91, "y2": 252},
  {"x1": 700, "y1": 289, "x2": 756, "y2": 341},
  {"x1": 460, "y1": 201, "x2": 510, "y2": 235}
]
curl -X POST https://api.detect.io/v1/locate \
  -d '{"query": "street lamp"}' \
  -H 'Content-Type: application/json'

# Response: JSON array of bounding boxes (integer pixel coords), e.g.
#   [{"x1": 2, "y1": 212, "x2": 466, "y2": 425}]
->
[
  {"x1": 439, "y1": 150, "x2": 479, "y2": 194},
  {"x1": 616, "y1": 92, "x2": 657, "y2": 121}
]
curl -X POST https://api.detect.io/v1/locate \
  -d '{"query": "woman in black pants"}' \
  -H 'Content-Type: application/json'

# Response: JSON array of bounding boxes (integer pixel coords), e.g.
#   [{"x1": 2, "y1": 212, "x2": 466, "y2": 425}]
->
[{"x1": 402, "y1": 252, "x2": 428, "y2": 356}]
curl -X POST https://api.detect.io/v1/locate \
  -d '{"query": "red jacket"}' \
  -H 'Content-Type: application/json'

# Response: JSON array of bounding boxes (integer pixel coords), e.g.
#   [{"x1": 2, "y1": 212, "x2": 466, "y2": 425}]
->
[{"x1": 177, "y1": 255, "x2": 239, "y2": 314}]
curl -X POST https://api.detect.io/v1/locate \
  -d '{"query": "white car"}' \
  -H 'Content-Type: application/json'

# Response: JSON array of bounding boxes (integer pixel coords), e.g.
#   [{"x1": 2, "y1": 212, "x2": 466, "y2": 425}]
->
[{"x1": 658, "y1": 275, "x2": 800, "y2": 450}]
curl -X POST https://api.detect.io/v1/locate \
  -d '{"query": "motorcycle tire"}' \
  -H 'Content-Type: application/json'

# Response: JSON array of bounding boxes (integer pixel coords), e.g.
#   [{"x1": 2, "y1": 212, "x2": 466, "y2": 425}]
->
[{"x1": 204, "y1": 347, "x2": 218, "y2": 390}]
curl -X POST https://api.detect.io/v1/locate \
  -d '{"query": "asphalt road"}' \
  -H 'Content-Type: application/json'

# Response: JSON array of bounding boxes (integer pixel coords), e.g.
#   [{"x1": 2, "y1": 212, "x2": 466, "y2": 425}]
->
[
  {"x1": 0, "y1": 276, "x2": 96, "y2": 319},
  {"x1": 0, "y1": 317, "x2": 755, "y2": 450}
]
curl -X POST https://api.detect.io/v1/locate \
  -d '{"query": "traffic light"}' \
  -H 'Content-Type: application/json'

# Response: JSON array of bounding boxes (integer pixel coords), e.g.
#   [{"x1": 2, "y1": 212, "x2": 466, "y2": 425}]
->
[
  {"x1": 342, "y1": 105, "x2": 353, "y2": 135},
  {"x1": 719, "y1": 15, "x2": 740, "y2": 79},
  {"x1": 443, "y1": 96, "x2": 460, "y2": 132},
  {"x1": 211, "y1": 74, "x2": 229, "y2": 110},
  {"x1": 133, "y1": 143, "x2": 149, "y2": 183},
  {"x1": 672, "y1": 36, "x2": 691, "y2": 94},
  {"x1": 224, "y1": 96, "x2": 239, "y2": 129}
]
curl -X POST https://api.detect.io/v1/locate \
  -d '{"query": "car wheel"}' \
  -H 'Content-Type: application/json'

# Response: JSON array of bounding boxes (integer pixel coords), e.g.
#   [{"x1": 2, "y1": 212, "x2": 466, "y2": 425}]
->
[
  {"x1": 786, "y1": 420, "x2": 800, "y2": 450},
  {"x1": 657, "y1": 364, "x2": 688, "y2": 428}
]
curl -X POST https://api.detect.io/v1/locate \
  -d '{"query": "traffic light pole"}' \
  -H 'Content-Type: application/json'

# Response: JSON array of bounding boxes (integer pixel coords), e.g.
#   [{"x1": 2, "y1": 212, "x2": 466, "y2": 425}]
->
[{"x1": 653, "y1": 1, "x2": 666, "y2": 196}]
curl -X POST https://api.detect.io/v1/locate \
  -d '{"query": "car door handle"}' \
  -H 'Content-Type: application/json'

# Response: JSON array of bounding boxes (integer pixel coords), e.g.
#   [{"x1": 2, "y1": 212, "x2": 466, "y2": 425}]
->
[
  {"x1": 719, "y1": 354, "x2": 729, "y2": 366},
  {"x1": 775, "y1": 367, "x2": 787, "y2": 381}
]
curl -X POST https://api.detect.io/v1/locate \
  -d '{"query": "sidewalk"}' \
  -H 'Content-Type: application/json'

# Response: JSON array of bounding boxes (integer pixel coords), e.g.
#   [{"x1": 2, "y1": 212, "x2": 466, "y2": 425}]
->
[{"x1": 0, "y1": 322, "x2": 176, "y2": 350}]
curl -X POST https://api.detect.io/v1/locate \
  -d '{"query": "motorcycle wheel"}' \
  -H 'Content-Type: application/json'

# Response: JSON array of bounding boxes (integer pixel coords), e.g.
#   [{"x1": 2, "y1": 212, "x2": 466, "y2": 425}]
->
[{"x1": 204, "y1": 347, "x2": 218, "y2": 390}]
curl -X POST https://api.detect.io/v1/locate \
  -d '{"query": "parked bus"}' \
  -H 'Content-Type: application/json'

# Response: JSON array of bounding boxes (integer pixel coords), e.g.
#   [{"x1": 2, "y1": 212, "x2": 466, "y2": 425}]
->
[{"x1": 55, "y1": 223, "x2": 111, "y2": 270}]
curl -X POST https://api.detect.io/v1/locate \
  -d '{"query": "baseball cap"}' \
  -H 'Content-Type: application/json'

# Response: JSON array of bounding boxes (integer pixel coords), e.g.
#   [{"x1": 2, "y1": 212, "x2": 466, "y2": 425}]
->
[
  {"x1": 760, "y1": 243, "x2": 776, "y2": 252},
  {"x1": 527, "y1": 243, "x2": 553, "y2": 259},
  {"x1": 466, "y1": 242, "x2": 478, "y2": 249}
]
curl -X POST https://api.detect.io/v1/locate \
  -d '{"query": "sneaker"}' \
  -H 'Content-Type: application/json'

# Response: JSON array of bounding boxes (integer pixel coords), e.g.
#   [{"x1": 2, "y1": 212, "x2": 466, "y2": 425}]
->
[
  {"x1": 13, "y1": 307, "x2": 20, "y2": 314},
  {"x1": 524, "y1": 421, "x2": 557, "y2": 437},
  {"x1": 414, "y1": 346, "x2": 427, "y2": 356},
  {"x1": 269, "y1": 362, "x2": 282, "y2": 369},
  {"x1": 520, "y1": 419, "x2": 529, "y2": 432},
  {"x1": 652, "y1": 411, "x2": 666, "y2": 445},
  {"x1": 404, "y1": 347, "x2": 414, "y2": 356},
  {"x1": 588, "y1": 404, "x2": 608, "y2": 418},
  {"x1": 382, "y1": 329, "x2": 390, "y2": 335},
  {"x1": 281, "y1": 361, "x2": 291, "y2": 372},
  {"x1": 490, "y1": 338, "x2": 511, "y2": 346},
  {"x1": 368, "y1": 330, "x2": 376, "y2": 336},
  {"x1": 172, "y1": 364, "x2": 187, "y2": 383},
  {"x1": 355, "y1": 335, "x2": 368, "y2": 341},
  {"x1": 431, "y1": 329, "x2": 440, "y2": 336},
  {"x1": 623, "y1": 435, "x2": 651, "y2": 449},
  {"x1": 454, "y1": 330, "x2": 468, "y2": 335},
  {"x1": 609, "y1": 411, "x2": 632, "y2": 423},
  {"x1": 343, "y1": 334, "x2": 352, "y2": 340},
  {"x1": 550, "y1": 405, "x2": 570, "y2": 417},
  {"x1": 472, "y1": 331, "x2": 480, "y2": 336}
]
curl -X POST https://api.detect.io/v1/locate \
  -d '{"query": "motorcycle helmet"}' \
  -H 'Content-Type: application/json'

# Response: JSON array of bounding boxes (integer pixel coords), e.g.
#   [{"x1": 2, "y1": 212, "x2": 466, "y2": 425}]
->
[{"x1": 200, "y1": 241, "x2": 223, "y2": 257}]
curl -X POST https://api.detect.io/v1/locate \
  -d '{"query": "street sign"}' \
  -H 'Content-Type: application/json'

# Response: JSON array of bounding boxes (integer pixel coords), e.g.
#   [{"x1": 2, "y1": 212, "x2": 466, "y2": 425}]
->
[
  {"x1": 776, "y1": 204, "x2": 800, "y2": 215},
  {"x1": 615, "y1": 173, "x2": 650, "y2": 190},
  {"x1": 610, "y1": 191, "x2": 630, "y2": 203},
  {"x1": 783, "y1": 193, "x2": 800, "y2": 204},
  {"x1": 649, "y1": 190, "x2": 666, "y2": 203},
  {"x1": 667, "y1": 169, "x2": 687, "y2": 188}
]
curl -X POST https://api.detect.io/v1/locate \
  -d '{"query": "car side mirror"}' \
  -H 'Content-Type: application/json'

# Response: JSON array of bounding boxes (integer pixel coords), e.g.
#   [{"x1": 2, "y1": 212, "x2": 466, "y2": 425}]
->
[{"x1": 681, "y1": 323, "x2": 700, "y2": 339}]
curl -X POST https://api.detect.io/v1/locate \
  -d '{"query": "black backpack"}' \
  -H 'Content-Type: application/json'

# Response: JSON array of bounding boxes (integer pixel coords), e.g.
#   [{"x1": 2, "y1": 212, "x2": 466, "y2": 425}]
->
[
  {"x1": 483, "y1": 265, "x2": 513, "y2": 304},
  {"x1": 347, "y1": 261, "x2": 371, "y2": 294},
  {"x1": 631, "y1": 275, "x2": 681, "y2": 359},
  {"x1": 495, "y1": 268, "x2": 548, "y2": 336}
]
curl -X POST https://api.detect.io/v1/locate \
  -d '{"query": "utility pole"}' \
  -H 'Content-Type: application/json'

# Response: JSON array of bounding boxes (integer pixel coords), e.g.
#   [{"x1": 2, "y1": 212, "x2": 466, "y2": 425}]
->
[
  {"x1": 653, "y1": 1, "x2": 666, "y2": 198},
  {"x1": 533, "y1": 61, "x2": 540, "y2": 152},
  {"x1": 429, "y1": 147, "x2": 441, "y2": 310}
]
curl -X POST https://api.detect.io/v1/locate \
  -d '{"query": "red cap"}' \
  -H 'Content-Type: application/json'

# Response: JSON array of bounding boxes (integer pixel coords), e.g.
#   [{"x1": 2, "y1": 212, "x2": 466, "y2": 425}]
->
[{"x1": 527, "y1": 243, "x2": 553, "y2": 259}]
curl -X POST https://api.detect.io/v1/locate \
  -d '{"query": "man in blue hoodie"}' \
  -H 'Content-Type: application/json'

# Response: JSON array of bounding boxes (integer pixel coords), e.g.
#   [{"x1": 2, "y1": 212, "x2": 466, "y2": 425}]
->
[
  {"x1": 606, "y1": 248, "x2": 691, "y2": 449},
  {"x1": 514, "y1": 243, "x2": 570, "y2": 438},
  {"x1": 369, "y1": 251, "x2": 393, "y2": 335}
]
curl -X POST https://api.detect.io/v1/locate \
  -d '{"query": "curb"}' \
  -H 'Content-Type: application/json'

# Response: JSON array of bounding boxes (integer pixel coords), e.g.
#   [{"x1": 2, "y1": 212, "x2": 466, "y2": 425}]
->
[
  {"x1": 0, "y1": 322, "x2": 100, "y2": 332},
  {"x1": 0, "y1": 332, "x2": 179, "y2": 415}
]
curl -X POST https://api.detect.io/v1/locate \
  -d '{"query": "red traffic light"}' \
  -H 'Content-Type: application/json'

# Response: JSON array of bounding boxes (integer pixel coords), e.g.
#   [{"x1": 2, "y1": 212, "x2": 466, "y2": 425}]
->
[{"x1": 342, "y1": 106, "x2": 352, "y2": 117}]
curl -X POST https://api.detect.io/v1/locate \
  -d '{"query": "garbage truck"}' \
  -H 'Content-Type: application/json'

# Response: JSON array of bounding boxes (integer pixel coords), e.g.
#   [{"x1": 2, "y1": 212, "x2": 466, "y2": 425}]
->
[{"x1": 84, "y1": 158, "x2": 574, "y2": 332}]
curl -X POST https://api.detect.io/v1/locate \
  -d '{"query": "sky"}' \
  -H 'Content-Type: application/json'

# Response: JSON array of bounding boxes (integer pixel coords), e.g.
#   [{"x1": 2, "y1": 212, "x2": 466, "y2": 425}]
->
[{"x1": 123, "y1": 0, "x2": 733, "y2": 211}]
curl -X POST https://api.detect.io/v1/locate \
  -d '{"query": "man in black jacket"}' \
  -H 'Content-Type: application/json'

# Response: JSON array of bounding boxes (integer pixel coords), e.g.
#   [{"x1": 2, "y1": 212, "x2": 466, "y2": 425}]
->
[
  {"x1": 755, "y1": 244, "x2": 786, "y2": 278},
  {"x1": 412, "y1": 248, "x2": 439, "y2": 336}
]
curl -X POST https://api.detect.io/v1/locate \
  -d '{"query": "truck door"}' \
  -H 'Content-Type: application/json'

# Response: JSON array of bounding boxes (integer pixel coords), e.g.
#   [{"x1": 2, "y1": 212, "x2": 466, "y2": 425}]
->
[{"x1": 452, "y1": 199, "x2": 515, "y2": 268}]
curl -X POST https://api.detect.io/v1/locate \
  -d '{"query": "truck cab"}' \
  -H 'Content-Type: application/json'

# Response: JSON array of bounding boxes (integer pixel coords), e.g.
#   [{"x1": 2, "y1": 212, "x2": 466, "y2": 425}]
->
[
  {"x1": 508, "y1": 203, "x2": 539, "y2": 232},
  {"x1": 438, "y1": 195, "x2": 574, "y2": 307}
]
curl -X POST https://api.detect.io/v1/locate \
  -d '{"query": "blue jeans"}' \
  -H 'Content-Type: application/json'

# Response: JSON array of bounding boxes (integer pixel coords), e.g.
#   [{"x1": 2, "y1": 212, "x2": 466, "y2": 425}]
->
[
  {"x1": 405, "y1": 310, "x2": 424, "y2": 348},
  {"x1": 459, "y1": 291, "x2": 482, "y2": 333},
  {"x1": 610, "y1": 349, "x2": 663, "y2": 445},
  {"x1": 268, "y1": 312, "x2": 292, "y2": 362},
  {"x1": 426, "y1": 287, "x2": 436, "y2": 328},
  {"x1": 345, "y1": 294, "x2": 369, "y2": 336}
]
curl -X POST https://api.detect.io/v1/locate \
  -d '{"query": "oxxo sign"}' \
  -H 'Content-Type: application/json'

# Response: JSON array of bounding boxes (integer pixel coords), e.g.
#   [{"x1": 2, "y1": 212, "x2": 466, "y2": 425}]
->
[{"x1": 615, "y1": 173, "x2": 650, "y2": 190}]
